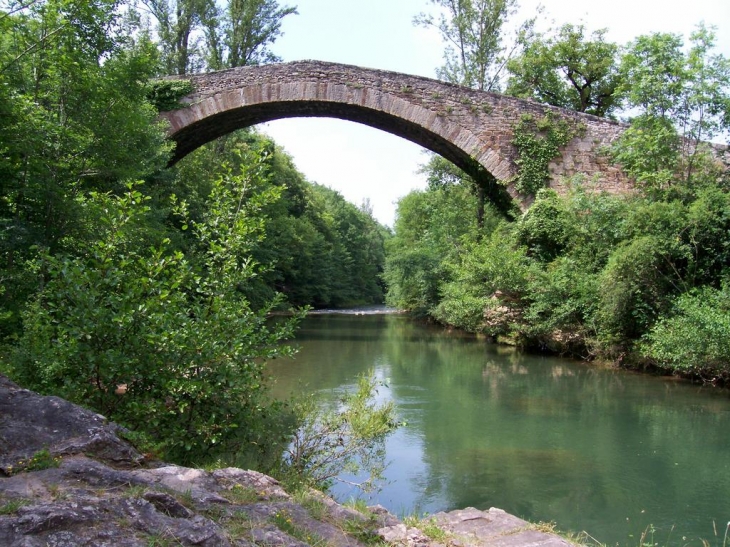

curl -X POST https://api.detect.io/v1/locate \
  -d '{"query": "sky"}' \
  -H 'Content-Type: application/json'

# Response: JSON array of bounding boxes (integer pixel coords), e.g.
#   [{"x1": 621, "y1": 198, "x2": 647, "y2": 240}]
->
[{"x1": 258, "y1": 0, "x2": 730, "y2": 226}]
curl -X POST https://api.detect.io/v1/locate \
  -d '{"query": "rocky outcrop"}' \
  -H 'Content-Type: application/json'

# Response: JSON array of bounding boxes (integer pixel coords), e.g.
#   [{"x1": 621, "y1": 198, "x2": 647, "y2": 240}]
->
[{"x1": 0, "y1": 374, "x2": 575, "y2": 547}]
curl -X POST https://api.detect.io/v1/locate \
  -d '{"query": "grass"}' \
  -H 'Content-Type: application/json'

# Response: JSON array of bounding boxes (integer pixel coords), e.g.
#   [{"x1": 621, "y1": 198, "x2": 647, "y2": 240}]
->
[
  {"x1": 175, "y1": 488, "x2": 195, "y2": 510},
  {"x1": 293, "y1": 489, "x2": 328, "y2": 521},
  {"x1": 6, "y1": 449, "x2": 61, "y2": 475},
  {"x1": 222, "y1": 510, "x2": 256, "y2": 542},
  {"x1": 0, "y1": 499, "x2": 30, "y2": 515},
  {"x1": 402, "y1": 514, "x2": 450, "y2": 543},
  {"x1": 122, "y1": 484, "x2": 149, "y2": 499},
  {"x1": 221, "y1": 484, "x2": 259, "y2": 504},
  {"x1": 343, "y1": 497, "x2": 370, "y2": 514},
  {"x1": 271, "y1": 509, "x2": 327, "y2": 546},
  {"x1": 144, "y1": 526, "x2": 187, "y2": 547},
  {"x1": 341, "y1": 517, "x2": 384, "y2": 545}
]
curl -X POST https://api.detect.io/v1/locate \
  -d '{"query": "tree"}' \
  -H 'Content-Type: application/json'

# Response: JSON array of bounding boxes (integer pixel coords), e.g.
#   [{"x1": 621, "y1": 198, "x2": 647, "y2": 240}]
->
[
  {"x1": 414, "y1": 0, "x2": 531, "y2": 91},
  {"x1": 217, "y1": 0, "x2": 296, "y2": 68},
  {"x1": 142, "y1": 0, "x2": 296, "y2": 73},
  {"x1": 141, "y1": 0, "x2": 217, "y2": 74},
  {"x1": 506, "y1": 24, "x2": 623, "y2": 117},
  {"x1": 613, "y1": 25, "x2": 730, "y2": 191},
  {"x1": 11, "y1": 159, "x2": 302, "y2": 464},
  {"x1": 0, "y1": 0, "x2": 170, "y2": 336},
  {"x1": 200, "y1": 0, "x2": 297, "y2": 70}
]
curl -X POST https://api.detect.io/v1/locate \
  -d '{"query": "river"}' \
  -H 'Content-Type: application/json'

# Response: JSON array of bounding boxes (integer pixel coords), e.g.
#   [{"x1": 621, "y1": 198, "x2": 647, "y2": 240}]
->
[{"x1": 267, "y1": 312, "x2": 730, "y2": 546}]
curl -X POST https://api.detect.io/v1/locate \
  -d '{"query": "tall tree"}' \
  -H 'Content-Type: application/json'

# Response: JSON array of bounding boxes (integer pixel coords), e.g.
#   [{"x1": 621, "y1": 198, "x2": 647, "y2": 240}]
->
[
  {"x1": 0, "y1": 0, "x2": 170, "y2": 335},
  {"x1": 613, "y1": 25, "x2": 730, "y2": 190},
  {"x1": 141, "y1": 0, "x2": 217, "y2": 74},
  {"x1": 219, "y1": 0, "x2": 296, "y2": 68},
  {"x1": 142, "y1": 0, "x2": 296, "y2": 73},
  {"x1": 506, "y1": 24, "x2": 623, "y2": 117},
  {"x1": 414, "y1": 0, "x2": 531, "y2": 91}
]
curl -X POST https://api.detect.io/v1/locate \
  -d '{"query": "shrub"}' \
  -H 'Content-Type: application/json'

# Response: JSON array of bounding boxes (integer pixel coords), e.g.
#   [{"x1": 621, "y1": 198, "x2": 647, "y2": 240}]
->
[
  {"x1": 641, "y1": 284, "x2": 730, "y2": 378},
  {"x1": 281, "y1": 372, "x2": 401, "y2": 493},
  {"x1": 11, "y1": 155, "x2": 301, "y2": 465}
]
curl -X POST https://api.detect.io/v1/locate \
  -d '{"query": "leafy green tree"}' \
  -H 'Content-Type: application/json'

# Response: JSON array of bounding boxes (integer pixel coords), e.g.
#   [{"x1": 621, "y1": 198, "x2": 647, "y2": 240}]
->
[
  {"x1": 141, "y1": 0, "x2": 217, "y2": 74},
  {"x1": 433, "y1": 226, "x2": 534, "y2": 336},
  {"x1": 414, "y1": 0, "x2": 532, "y2": 91},
  {"x1": 0, "y1": 0, "x2": 170, "y2": 336},
  {"x1": 11, "y1": 160, "x2": 301, "y2": 464},
  {"x1": 171, "y1": 130, "x2": 388, "y2": 309},
  {"x1": 506, "y1": 24, "x2": 623, "y2": 117},
  {"x1": 143, "y1": 0, "x2": 296, "y2": 73},
  {"x1": 420, "y1": 154, "x2": 508, "y2": 229},
  {"x1": 516, "y1": 188, "x2": 573, "y2": 262},
  {"x1": 384, "y1": 183, "x2": 480, "y2": 313},
  {"x1": 642, "y1": 284, "x2": 730, "y2": 379},
  {"x1": 217, "y1": 0, "x2": 297, "y2": 68},
  {"x1": 613, "y1": 25, "x2": 730, "y2": 191}
]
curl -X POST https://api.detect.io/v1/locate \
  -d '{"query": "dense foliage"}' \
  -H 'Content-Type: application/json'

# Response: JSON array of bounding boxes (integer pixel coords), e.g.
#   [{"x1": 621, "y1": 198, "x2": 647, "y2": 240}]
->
[
  {"x1": 386, "y1": 180, "x2": 730, "y2": 382},
  {"x1": 0, "y1": 0, "x2": 389, "y2": 470},
  {"x1": 506, "y1": 24, "x2": 623, "y2": 117},
  {"x1": 395, "y1": 12, "x2": 730, "y2": 383}
]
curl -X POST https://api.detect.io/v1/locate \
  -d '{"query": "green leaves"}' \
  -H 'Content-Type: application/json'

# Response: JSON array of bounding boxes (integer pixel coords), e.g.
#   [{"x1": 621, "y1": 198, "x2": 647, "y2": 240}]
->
[
  {"x1": 614, "y1": 24, "x2": 730, "y2": 191},
  {"x1": 506, "y1": 24, "x2": 623, "y2": 117},
  {"x1": 283, "y1": 372, "x2": 401, "y2": 493},
  {"x1": 414, "y1": 0, "x2": 526, "y2": 91},
  {"x1": 512, "y1": 113, "x2": 580, "y2": 196},
  {"x1": 642, "y1": 284, "x2": 730, "y2": 379},
  {"x1": 11, "y1": 162, "x2": 301, "y2": 465},
  {"x1": 145, "y1": 78, "x2": 193, "y2": 110}
]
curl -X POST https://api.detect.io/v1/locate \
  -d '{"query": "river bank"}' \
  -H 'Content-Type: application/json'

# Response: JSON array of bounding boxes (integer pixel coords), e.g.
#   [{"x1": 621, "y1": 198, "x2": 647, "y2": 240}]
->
[{"x1": 0, "y1": 373, "x2": 574, "y2": 547}]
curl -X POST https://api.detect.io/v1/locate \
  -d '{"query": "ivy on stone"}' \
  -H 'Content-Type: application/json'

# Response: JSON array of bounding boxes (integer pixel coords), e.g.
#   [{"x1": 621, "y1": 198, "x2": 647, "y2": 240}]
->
[
  {"x1": 145, "y1": 79, "x2": 194, "y2": 111},
  {"x1": 512, "y1": 112, "x2": 580, "y2": 196}
]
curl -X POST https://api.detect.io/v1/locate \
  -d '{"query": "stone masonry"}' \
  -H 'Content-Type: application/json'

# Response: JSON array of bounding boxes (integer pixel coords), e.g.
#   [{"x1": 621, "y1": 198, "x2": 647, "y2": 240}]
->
[{"x1": 162, "y1": 60, "x2": 633, "y2": 208}]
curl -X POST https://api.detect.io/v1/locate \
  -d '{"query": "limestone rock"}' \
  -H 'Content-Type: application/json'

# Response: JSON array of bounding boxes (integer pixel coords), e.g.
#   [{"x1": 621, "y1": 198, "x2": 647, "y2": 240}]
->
[{"x1": 0, "y1": 375, "x2": 143, "y2": 475}]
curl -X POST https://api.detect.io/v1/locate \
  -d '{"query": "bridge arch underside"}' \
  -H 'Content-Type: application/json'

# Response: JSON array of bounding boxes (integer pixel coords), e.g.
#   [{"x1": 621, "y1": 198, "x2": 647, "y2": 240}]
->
[{"x1": 169, "y1": 100, "x2": 516, "y2": 214}]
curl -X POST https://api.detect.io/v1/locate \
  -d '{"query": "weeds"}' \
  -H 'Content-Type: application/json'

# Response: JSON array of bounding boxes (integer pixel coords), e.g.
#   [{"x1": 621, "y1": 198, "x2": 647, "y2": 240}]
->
[
  {"x1": 293, "y1": 490, "x2": 328, "y2": 521},
  {"x1": 0, "y1": 499, "x2": 30, "y2": 515},
  {"x1": 7, "y1": 449, "x2": 61, "y2": 475},
  {"x1": 271, "y1": 509, "x2": 326, "y2": 546},
  {"x1": 223, "y1": 510, "x2": 255, "y2": 541},
  {"x1": 122, "y1": 485, "x2": 149, "y2": 499},
  {"x1": 343, "y1": 497, "x2": 370, "y2": 514},
  {"x1": 221, "y1": 484, "x2": 259, "y2": 504},
  {"x1": 403, "y1": 515, "x2": 450, "y2": 543}
]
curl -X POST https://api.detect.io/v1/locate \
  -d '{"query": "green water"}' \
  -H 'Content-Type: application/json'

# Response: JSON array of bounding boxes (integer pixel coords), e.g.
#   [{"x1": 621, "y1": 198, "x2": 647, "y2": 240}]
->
[{"x1": 268, "y1": 313, "x2": 730, "y2": 546}]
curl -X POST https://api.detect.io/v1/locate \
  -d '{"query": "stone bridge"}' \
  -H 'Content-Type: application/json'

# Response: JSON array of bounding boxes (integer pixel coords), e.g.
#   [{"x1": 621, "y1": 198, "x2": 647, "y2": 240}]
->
[{"x1": 162, "y1": 60, "x2": 633, "y2": 209}]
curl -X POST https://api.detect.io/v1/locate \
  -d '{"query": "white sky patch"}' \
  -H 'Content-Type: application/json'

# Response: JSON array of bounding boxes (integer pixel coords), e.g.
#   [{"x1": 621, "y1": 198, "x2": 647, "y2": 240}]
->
[{"x1": 259, "y1": 0, "x2": 730, "y2": 226}]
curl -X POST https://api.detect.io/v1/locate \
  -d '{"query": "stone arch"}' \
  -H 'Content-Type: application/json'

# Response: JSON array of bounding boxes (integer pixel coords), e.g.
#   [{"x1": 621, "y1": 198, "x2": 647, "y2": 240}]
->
[{"x1": 161, "y1": 61, "x2": 634, "y2": 211}]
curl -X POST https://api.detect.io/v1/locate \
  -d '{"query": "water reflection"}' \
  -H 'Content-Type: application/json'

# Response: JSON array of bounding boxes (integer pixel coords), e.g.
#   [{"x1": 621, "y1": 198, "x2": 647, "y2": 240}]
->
[{"x1": 268, "y1": 314, "x2": 730, "y2": 545}]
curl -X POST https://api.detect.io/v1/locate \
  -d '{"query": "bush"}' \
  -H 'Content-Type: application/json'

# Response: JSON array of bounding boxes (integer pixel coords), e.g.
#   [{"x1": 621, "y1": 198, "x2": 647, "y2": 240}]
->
[
  {"x1": 11, "y1": 160, "x2": 302, "y2": 465},
  {"x1": 281, "y1": 373, "x2": 401, "y2": 493},
  {"x1": 641, "y1": 284, "x2": 730, "y2": 379},
  {"x1": 433, "y1": 227, "x2": 535, "y2": 336}
]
